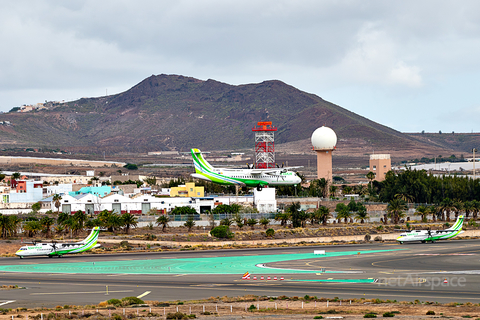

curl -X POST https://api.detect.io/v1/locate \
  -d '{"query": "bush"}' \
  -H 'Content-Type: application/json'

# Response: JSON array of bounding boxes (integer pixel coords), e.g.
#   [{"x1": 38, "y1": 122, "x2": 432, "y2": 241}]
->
[
  {"x1": 166, "y1": 312, "x2": 187, "y2": 319},
  {"x1": 426, "y1": 311, "x2": 435, "y2": 315},
  {"x1": 248, "y1": 304, "x2": 257, "y2": 311},
  {"x1": 121, "y1": 296, "x2": 144, "y2": 306},
  {"x1": 107, "y1": 299, "x2": 122, "y2": 306},
  {"x1": 314, "y1": 317, "x2": 324, "y2": 319},
  {"x1": 374, "y1": 236, "x2": 382, "y2": 241},
  {"x1": 383, "y1": 312, "x2": 395, "y2": 317},
  {"x1": 364, "y1": 313, "x2": 377, "y2": 318},
  {"x1": 364, "y1": 234, "x2": 371, "y2": 241},
  {"x1": 210, "y1": 226, "x2": 234, "y2": 239},
  {"x1": 265, "y1": 228, "x2": 275, "y2": 237}
]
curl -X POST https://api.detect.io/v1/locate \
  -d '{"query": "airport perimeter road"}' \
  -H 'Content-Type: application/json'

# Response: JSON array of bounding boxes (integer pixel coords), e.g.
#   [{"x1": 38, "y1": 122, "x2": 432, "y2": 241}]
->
[{"x1": 1, "y1": 241, "x2": 480, "y2": 308}]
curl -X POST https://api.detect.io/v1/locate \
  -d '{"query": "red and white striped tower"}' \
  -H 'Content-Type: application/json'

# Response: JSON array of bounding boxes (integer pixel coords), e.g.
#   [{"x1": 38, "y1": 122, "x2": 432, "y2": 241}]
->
[{"x1": 252, "y1": 121, "x2": 277, "y2": 169}]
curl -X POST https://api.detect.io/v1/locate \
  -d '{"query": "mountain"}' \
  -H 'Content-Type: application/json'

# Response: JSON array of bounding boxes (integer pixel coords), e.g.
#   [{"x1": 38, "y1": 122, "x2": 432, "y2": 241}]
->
[{"x1": 0, "y1": 74, "x2": 470, "y2": 157}]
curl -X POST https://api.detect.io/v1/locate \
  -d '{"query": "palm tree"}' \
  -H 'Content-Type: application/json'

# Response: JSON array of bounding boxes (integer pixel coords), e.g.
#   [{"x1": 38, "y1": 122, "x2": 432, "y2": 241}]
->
[
  {"x1": 464, "y1": 201, "x2": 474, "y2": 220},
  {"x1": 73, "y1": 210, "x2": 87, "y2": 232},
  {"x1": 8, "y1": 215, "x2": 21, "y2": 236},
  {"x1": 23, "y1": 220, "x2": 42, "y2": 237},
  {"x1": 40, "y1": 216, "x2": 55, "y2": 238},
  {"x1": 274, "y1": 212, "x2": 289, "y2": 227},
  {"x1": 0, "y1": 214, "x2": 11, "y2": 238},
  {"x1": 246, "y1": 218, "x2": 257, "y2": 230},
  {"x1": 453, "y1": 200, "x2": 463, "y2": 219},
  {"x1": 335, "y1": 203, "x2": 351, "y2": 223},
  {"x1": 52, "y1": 194, "x2": 62, "y2": 214},
  {"x1": 121, "y1": 213, "x2": 138, "y2": 234},
  {"x1": 354, "y1": 204, "x2": 369, "y2": 223},
  {"x1": 316, "y1": 206, "x2": 331, "y2": 226},
  {"x1": 472, "y1": 200, "x2": 480, "y2": 220},
  {"x1": 156, "y1": 215, "x2": 169, "y2": 232},
  {"x1": 287, "y1": 202, "x2": 302, "y2": 228},
  {"x1": 184, "y1": 217, "x2": 195, "y2": 232},
  {"x1": 234, "y1": 213, "x2": 244, "y2": 229},
  {"x1": 440, "y1": 198, "x2": 454, "y2": 221},
  {"x1": 366, "y1": 171, "x2": 375, "y2": 190},
  {"x1": 387, "y1": 199, "x2": 407, "y2": 224},
  {"x1": 415, "y1": 205, "x2": 429, "y2": 222},
  {"x1": 11, "y1": 172, "x2": 21, "y2": 181},
  {"x1": 329, "y1": 185, "x2": 338, "y2": 198},
  {"x1": 259, "y1": 217, "x2": 270, "y2": 229},
  {"x1": 220, "y1": 218, "x2": 233, "y2": 226}
]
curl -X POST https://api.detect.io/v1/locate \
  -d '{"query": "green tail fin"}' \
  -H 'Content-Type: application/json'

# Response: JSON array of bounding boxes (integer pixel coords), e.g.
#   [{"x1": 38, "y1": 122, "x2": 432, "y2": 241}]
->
[{"x1": 191, "y1": 148, "x2": 214, "y2": 174}]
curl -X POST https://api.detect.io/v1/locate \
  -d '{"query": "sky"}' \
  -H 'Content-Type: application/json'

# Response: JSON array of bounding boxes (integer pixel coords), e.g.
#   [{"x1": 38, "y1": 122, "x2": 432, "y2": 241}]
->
[{"x1": 1, "y1": 0, "x2": 480, "y2": 133}]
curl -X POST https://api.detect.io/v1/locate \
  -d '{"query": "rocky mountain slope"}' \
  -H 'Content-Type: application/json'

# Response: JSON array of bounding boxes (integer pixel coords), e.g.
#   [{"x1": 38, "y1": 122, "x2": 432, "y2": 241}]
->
[{"x1": 0, "y1": 74, "x2": 472, "y2": 158}]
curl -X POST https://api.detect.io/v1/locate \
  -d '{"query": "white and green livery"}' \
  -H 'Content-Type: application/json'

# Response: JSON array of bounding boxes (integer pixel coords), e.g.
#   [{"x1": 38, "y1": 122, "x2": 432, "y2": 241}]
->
[
  {"x1": 396, "y1": 215, "x2": 464, "y2": 244},
  {"x1": 190, "y1": 148, "x2": 302, "y2": 191},
  {"x1": 15, "y1": 227, "x2": 101, "y2": 258}
]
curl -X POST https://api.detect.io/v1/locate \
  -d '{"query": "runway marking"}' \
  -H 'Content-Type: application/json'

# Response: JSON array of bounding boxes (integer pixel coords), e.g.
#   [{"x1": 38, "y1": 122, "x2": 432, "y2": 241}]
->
[
  {"x1": 136, "y1": 291, "x2": 151, "y2": 299},
  {"x1": 0, "y1": 301, "x2": 15, "y2": 307},
  {"x1": 174, "y1": 274, "x2": 187, "y2": 277},
  {"x1": 30, "y1": 290, "x2": 133, "y2": 295},
  {"x1": 191, "y1": 284, "x2": 231, "y2": 287},
  {"x1": 107, "y1": 274, "x2": 130, "y2": 277}
]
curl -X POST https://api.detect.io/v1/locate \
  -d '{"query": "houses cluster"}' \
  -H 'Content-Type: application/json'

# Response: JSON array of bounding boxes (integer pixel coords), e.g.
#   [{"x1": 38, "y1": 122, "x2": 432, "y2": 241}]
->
[{"x1": 0, "y1": 171, "x2": 277, "y2": 215}]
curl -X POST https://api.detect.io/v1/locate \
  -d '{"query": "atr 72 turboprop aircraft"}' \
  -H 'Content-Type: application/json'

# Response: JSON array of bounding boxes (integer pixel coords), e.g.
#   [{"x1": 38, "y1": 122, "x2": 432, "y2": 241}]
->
[
  {"x1": 396, "y1": 215, "x2": 464, "y2": 244},
  {"x1": 190, "y1": 148, "x2": 302, "y2": 190},
  {"x1": 15, "y1": 227, "x2": 101, "y2": 258}
]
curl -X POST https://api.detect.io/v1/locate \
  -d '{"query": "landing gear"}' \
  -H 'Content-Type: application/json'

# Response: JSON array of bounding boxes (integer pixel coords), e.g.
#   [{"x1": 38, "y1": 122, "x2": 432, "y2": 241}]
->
[
  {"x1": 19, "y1": 256, "x2": 23, "y2": 259},
  {"x1": 399, "y1": 241, "x2": 403, "y2": 244},
  {"x1": 256, "y1": 186, "x2": 263, "y2": 191},
  {"x1": 421, "y1": 240, "x2": 426, "y2": 243},
  {"x1": 48, "y1": 255, "x2": 53, "y2": 258}
]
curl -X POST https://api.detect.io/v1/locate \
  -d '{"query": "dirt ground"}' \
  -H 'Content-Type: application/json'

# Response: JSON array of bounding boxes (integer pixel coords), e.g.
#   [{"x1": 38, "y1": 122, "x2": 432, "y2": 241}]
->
[{"x1": 0, "y1": 299, "x2": 479, "y2": 319}]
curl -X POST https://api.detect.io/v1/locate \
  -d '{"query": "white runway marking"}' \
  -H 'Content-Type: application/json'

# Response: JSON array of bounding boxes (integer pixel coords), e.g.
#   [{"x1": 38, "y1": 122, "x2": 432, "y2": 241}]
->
[
  {"x1": 0, "y1": 301, "x2": 15, "y2": 307},
  {"x1": 137, "y1": 291, "x2": 151, "y2": 299}
]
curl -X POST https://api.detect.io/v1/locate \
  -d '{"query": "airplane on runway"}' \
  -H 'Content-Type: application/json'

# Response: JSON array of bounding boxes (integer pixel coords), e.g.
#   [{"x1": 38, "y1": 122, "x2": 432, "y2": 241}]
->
[
  {"x1": 15, "y1": 227, "x2": 101, "y2": 258},
  {"x1": 190, "y1": 148, "x2": 302, "y2": 191},
  {"x1": 396, "y1": 215, "x2": 464, "y2": 244}
]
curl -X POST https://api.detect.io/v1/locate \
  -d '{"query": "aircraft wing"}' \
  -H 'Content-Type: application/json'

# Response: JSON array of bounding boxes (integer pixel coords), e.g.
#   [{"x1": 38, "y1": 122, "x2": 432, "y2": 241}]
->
[{"x1": 250, "y1": 167, "x2": 303, "y2": 175}]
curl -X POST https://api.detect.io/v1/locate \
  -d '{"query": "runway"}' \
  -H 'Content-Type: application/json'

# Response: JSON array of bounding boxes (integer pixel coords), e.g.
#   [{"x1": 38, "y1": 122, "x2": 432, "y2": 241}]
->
[{"x1": 1, "y1": 240, "x2": 479, "y2": 308}]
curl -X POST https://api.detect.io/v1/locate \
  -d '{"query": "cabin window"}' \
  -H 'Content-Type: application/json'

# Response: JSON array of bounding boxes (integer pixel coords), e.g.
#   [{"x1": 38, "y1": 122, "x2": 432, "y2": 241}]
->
[
  {"x1": 64, "y1": 200, "x2": 68, "y2": 203},
  {"x1": 114, "y1": 199, "x2": 119, "y2": 202}
]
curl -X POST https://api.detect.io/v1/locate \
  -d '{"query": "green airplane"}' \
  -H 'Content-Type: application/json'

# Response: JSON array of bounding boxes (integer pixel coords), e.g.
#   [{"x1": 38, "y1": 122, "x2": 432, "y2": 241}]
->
[{"x1": 190, "y1": 148, "x2": 302, "y2": 191}]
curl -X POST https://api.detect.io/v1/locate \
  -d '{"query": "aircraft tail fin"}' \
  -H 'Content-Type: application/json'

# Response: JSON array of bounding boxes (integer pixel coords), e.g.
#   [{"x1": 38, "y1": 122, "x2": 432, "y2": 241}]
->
[
  {"x1": 80, "y1": 227, "x2": 100, "y2": 245},
  {"x1": 446, "y1": 215, "x2": 464, "y2": 231},
  {"x1": 191, "y1": 148, "x2": 215, "y2": 174}
]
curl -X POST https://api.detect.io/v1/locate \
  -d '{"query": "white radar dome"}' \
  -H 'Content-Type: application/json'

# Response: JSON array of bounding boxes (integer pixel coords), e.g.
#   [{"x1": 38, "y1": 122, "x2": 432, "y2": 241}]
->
[{"x1": 311, "y1": 126, "x2": 337, "y2": 150}]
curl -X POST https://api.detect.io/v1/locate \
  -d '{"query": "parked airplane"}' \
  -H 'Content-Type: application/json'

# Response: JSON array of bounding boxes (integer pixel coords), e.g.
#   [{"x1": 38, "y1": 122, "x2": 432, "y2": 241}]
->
[
  {"x1": 190, "y1": 148, "x2": 302, "y2": 191},
  {"x1": 15, "y1": 227, "x2": 101, "y2": 258},
  {"x1": 396, "y1": 215, "x2": 464, "y2": 244}
]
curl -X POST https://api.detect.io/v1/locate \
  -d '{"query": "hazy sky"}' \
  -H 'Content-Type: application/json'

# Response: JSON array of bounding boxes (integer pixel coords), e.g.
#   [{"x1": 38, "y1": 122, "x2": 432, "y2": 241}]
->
[{"x1": 2, "y1": 1, "x2": 480, "y2": 133}]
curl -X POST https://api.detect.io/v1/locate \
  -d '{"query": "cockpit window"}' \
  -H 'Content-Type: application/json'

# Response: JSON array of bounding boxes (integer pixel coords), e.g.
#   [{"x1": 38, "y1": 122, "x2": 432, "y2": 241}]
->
[{"x1": 20, "y1": 247, "x2": 27, "y2": 250}]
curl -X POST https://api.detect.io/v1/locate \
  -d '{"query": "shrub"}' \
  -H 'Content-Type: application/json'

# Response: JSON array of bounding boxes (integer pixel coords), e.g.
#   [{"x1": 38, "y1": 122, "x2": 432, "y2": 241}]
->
[
  {"x1": 314, "y1": 316, "x2": 324, "y2": 319},
  {"x1": 248, "y1": 304, "x2": 257, "y2": 311},
  {"x1": 383, "y1": 312, "x2": 395, "y2": 317},
  {"x1": 166, "y1": 312, "x2": 187, "y2": 319},
  {"x1": 210, "y1": 226, "x2": 234, "y2": 239},
  {"x1": 364, "y1": 234, "x2": 371, "y2": 241},
  {"x1": 107, "y1": 299, "x2": 122, "y2": 306},
  {"x1": 426, "y1": 311, "x2": 435, "y2": 315},
  {"x1": 376, "y1": 225, "x2": 383, "y2": 231},
  {"x1": 266, "y1": 228, "x2": 275, "y2": 237},
  {"x1": 364, "y1": 313, "x2": 377, "y2": 318},
  {"x1": 374, "y1": 236, "x2": 382, "y2": 241},
  {"x1": 121, "y1": 296, "x2": 144, "y2": 306}
]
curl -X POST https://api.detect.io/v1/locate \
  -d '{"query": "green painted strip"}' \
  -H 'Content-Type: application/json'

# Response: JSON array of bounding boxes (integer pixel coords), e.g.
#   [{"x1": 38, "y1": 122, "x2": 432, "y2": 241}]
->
[
  {"x1": 291, "y1": 279, "x2": 376, "y2": 283},
  {"x1": 0, "y1": 249, "x2": 403, "y2": 275}
]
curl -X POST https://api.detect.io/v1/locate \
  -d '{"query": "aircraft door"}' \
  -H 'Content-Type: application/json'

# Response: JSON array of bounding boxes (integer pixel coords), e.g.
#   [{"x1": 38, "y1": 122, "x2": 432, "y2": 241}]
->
[{"x1": 142, "y1": 203, "x2": 151, "y2": 214}]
